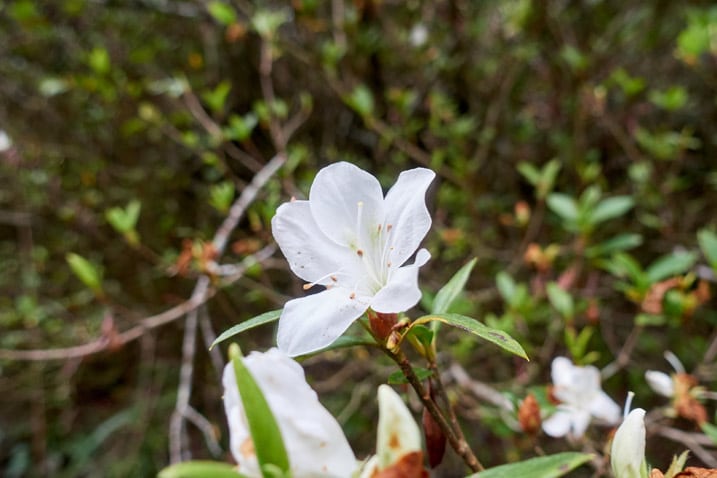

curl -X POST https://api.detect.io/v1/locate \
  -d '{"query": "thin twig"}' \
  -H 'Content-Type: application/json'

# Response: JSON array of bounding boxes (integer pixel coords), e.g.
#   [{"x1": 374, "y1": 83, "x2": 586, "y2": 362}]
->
[
  {"x1": 448, "y1": 362, "x2": 514, "y2": 412},
  {"x1": 655, "y1": 425, "x2": 717, "y2": 468}
]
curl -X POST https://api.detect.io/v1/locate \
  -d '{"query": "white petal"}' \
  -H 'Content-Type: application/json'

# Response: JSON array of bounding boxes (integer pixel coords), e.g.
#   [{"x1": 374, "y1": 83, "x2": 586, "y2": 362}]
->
[
  {"x1": 550, "y1": 357, "x2": 575, "y2": 389},
  {"x1": 542, "y1": 409, "x2": 573, "y2": 437},
  {"x1": 570, "y1": 408, "x2": 592, "y2": 438},
  {"x1": 645, "y1": 370, "x2": 674, "y2": 398},
  {"x1": 611, "y1": 408, "x2": 646, "y2": 478},
  {"x1": 272, "y1": 200, "x2": 356, "y2": 284},
  {"x1": 370, "y1": 248, "x2": 430, "y2": 313},
  {"x1": 376, "y1": 385, "x2": 422, "y2": 468},
  {"x1": 589, "y1": 391, "x2": 621, "y2": 425},
  {"x1": 383, "y1": 168, "x2": 435, "y2": 267},
  {"x1": 309, "y1": 162, "x2": 385, "y2": 248},
  {"x1": 277, "y1": 287, "x2": 369, "y2": 356},
  {"x1": 223, "y1": 349, "x2": 357, "y2": 478},
  {"x1": 358, "y1": 455, "x2": 380, "y2": 478}
]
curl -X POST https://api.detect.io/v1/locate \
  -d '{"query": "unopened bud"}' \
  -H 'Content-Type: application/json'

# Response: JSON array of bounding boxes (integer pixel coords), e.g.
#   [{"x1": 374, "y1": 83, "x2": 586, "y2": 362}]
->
[
  {"x1": 518, "y1": 393, "x2": 541, "y2": 435},
  {"x1": 369, "y1": 310, "x2": 398, "y2": 342},
  {"x1": 422, "y1": 407, "x2": 446, "y2": 468}
]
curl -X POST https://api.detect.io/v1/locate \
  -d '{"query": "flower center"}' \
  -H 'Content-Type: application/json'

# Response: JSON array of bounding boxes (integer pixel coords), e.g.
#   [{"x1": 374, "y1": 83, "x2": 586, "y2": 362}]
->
[{"x1": 351, "y1": 201, "x2": 396, "y2": 293}]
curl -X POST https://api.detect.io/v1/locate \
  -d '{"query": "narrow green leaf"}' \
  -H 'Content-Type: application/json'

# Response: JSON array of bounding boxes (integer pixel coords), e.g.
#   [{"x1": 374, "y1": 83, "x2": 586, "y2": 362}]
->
[
  {"x1": 158, "y1": 461, "x2": 248, "y2": 478},
  {"x1": 387, "y1": 367, "x2": 433, "y2": 385},
  {"x1": 546, "y1": 193, "x2": 578, "y2": 222},
  {"x1": 585, "y1": 233, "x2": 642, "y2": 258},
  {"x1": 66, "y1": 253, "x2": 103, "y2": 295},
  {"x1": 432, "y1": 258, "x2": 478, "y2": 315},
  {"x1": 495, "y1": 271, "x2": 516, "y2": 304},
  {"x1": 411, "y1": 313, "x2": 528, "y2": 360},
  {"x1": 346, "y1": 85, "x2": 374, "y2": 117},
  {"x1": 546, "y1": 283, "x2": 574, "y2": 319},
  {"x1": 700, "y1": 421, "x2": 717, "y2": 446},
  {"x1": 517, "y1": 162, "x2": 541, "y2": 186},
  {"x1": 207, "y1": 1, "x2": 237, "y2": 26},
  {"x1": 589, "y1": 196, "x2": 634, "y2": 225},
  {"x1": 230, "y1": 346, "x2": 290, "y2": 476},
  {"x1": 698, "y1": 229, "x2": 717, "y2": 270},
  {"x1": 211, "y1": 309, "x2": 282, "y2": 349},
  {"x1": 646, "y1": 251, "x2": 697, "y2": 283},
  {"x1": 468, "y1": 452, "x2": 593, "y2": 478}
]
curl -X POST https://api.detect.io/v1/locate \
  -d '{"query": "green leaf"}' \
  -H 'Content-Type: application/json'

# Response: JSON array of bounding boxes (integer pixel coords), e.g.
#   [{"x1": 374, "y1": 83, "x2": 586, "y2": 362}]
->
[
  {"x1": 646, "y1": 251, "x2": 697, "y2": 283},
  {"x1": 88, "y1": 47, "x2": 110, "y2": 75},
  {"x1": 207, "y1": 1, "x2": 237, "y2": 26},
  {"x1": 469, "y1": 452, "x2": 593, "y2": 478},
  {"x1": 211, "y1": 309, "x2": 282, "y2": 349},
  {"x1": 546, "y1": 283, "x2": 574, "y2": 319},
  {"x1": 229, "y1": 345, "x2": 290, "y2": 476},
  {"x1": 202, "y1": 81, "x2": 231, "y2": 114},
  {"x1": 252, "y1": 10, "x2": 289, "y2": 39},
  {"x1": 589, "y1": 196, "x2": 634, "y2": 225},
  {"x1": 411, "y1": 314, "x2": 528, "y2": 360},
  {"x1": 209, "y1": 181, "x2": 235, "y2": 213},
  {"x1": 158, "y1": 461, "x2": 248, "y2": 478},
  {"x1": 517, "y1": 162, "x2": 541, "y2": 186},
  {"x1": 66, "y1": 253, "x2": 103, "y2": 295},
  {"x1": 698, "y1": 229, "x2": 717, "y2": 270},
  {"x1": 495, "y1": 271, "x2": 516, "y2": 304},
  {"x1": 585, "y1": 233, "x2": 642, "y2": 258},
  {"x1": 700, "y1": 421, "x2": 717, "y2": 446},
  {"x1": 432, "y1": 258, "x2": 478, "y2": 315},
  {"x1": 388, "y1": 367, "x2": 433, "y2": 385},
  {"x1": 546, "y1": 193, "x2": 578, "y2": 222},
  {"x1": 105, "y1": 200, "x2": 141, "y2": 233},
  {"x1": 346, "y1": 85, "x2": 374, "y2": 117}
]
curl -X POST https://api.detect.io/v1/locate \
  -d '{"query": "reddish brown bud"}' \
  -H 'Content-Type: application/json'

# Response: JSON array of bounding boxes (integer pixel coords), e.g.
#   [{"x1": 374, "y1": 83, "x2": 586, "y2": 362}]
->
[
  {"x1": 368, "y1": 310, "x2": 398, "y2": 341},
  {"x1": 518, "y1": 393, "x2": 542, "y2": 435},
  {"x1": 373, "y1": 451, "x2": 428, "y2": 478},
  {"x1": 422, "y1": 407, "x2": 446, "y2": 468}
]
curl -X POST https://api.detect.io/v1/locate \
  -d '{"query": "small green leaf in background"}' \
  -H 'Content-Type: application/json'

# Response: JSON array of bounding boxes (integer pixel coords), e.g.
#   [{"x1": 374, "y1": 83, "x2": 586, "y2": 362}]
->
[
  {"x1": 252, "y1": 10, "x2": 289, "y2": 39},
  {"x1": 546, "y1": 282, "x2": 575, "y2": 320},
  {"x1": 66, "y1": 253, "x2": 103, "y2": 297},
  {"x1": 105, "y1": 200, "x2": 141, "y2": 245},
  {"x1": 585, "y1": 233, "x2": 642, "y2": 258},
  {"x1": 697, "y1": 229, "x2": 717, "y2": 271},
  {"x1": 648, "y1": 86, "x2": 688, "y2": 111},
  {"x1": 346, "y1": 85, "x2": 374, "y2": 117},
  {"x1": 411, "y1": 313, "x2": 528, "y2": 360},
  {"x1": 469, "y1": 452, "x2": 593, "y2": 478},
  {"x1": 387, "y1": 367, "x2": 433, "y2": 385},
  {"x1": 211, "y1": 309, "x2": 282, "y2": 349},
  {"x1": 209, "y1": 181, "x2": 235, "y2": 213},
  {"x1": 432, "y1": 258, "x2": 477, "y2": 315},
  {"x1": 229, "y1": 344, "x2": 289, "y2": 476},
  {"x1": 645, "y1": 251, "x2": 697, "y2": 283},
  {"x1": 589, "y1": 196, "x2": 634, "y2": 225},
  {"x1": 546, "y1": 193, "x2": 578, "y2": 223},
  {"x1": 700, "y1": 421, "x2": 717, "y2": 446},
  {"x1": 88, "y1": 47, "x2": 110, "y2": 75},
  {"x1": 158, "y1": 461, "x2": 248, "y2": 478},
  {"x1": 202, "y1": 81, "x2": 231, "y2": 115},
  {"x1": 207, "y1": 1, "x2": 237, "y2": 26},
  {"x1": 224, "y1": 113, "x2": 258, "y2": 142}
]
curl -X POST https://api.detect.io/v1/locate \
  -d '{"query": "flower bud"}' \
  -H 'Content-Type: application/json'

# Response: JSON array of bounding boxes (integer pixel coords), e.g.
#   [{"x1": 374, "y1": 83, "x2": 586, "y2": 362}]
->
[{"x1": 610, "y1": 408, "x2": 647, "y2": 478}]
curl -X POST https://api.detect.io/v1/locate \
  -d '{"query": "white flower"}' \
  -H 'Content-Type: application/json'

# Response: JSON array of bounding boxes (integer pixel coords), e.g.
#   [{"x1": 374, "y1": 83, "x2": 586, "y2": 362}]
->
[
  {"x1": 611, "y1": 399, "x2": 647, "y2": 478},
  {"x1": 222, "y1": 348, "x2": 357, "y2": 477},
  {"x1": 0, "y1": 130, "x2": 11, "y2": 152},
  {"x1": 645, "y1": 370, "x2": 674, "y2": 398},
  {"x1": 358, "y1": 385, "x2": 423, "y2": 478},
  {"x1": 542, "y1": 357, "x2": 621, "y2": 438},
  {"x1": 272, "y1": 162, "x2": 435, "y2": 356}
]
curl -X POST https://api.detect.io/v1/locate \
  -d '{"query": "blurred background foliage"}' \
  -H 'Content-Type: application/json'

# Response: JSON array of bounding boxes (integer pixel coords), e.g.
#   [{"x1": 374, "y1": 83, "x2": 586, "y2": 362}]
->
[{"x1": 1, "y1": 0, "x2": 717, "y2": 476}]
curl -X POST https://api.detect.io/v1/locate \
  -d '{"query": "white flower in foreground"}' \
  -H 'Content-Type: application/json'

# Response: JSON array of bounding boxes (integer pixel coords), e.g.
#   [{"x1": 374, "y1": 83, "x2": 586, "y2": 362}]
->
[
  {"x1": 222, "y1": 348, "x2": 356, "y2": 477},
  {"x1": 272, "y1": 162, "x2": 435, "y2": 356},
  {"x1": 542, "y1": 356, "x2": 621, "y2": 438},
  {"x1": 359, "y1": 385, "x2": 425, "y2": 478},
  {"x1": 611, "y1": 394, "x2": 647, "y2": 478}
]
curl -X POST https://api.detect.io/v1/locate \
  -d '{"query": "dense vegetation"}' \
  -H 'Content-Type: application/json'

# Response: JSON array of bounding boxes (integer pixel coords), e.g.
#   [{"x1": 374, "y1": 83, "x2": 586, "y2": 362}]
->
[{"x1": 1, "y1": 1, "x2": 716, "y2": 476}]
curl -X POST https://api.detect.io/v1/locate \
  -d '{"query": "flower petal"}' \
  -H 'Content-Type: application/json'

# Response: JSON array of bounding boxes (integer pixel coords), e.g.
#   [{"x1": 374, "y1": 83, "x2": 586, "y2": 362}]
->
[
  {"x1": 570, "y1": 408, "x2": 592, "y2": 437},
  {"x1": 645, "y1": 370, "x2": 674, "y2": 398},
  {"x1": 542, "y1": 409, "x2": 573, "y2": 437},
  {"x1": 309, "y1": 162, "x2": 385, "y2": 248},
  {"x1": 272, "y1": 200, "x2": 355, "y2": 284},
  {"x1": 223, "y1": 349, "x2": 357, "y2": 478},
  {"x1": 376, "y1": 385, "x2": 422, "y2": 468},
  {"x1": 589, "y1": 391, "x2": 621, "y2": 425},
  {"x1": 277, "y1": 287, "x2": 369, "y2": 356},
  {"x1": 611, "y1": 408, "x2": 646, "y2": 478},
  {"x1": 550, "y1": 356, "x2": 575, "y2": 389},
  {"x1": 383, "y1": 168, "x2": 435, "y2": 267},
  {"x1": 370, "y1": 248, "x2": 430, "y2": 313}
]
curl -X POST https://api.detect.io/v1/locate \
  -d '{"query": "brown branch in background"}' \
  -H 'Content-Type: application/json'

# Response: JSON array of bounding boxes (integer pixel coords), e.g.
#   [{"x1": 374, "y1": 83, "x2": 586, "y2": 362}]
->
[
  {"x1": 655, "y1": 425, "x2": 717, "y2": 468},
  {"x1": 601, "y1": 324, "x2": 643, "y2": 380}
]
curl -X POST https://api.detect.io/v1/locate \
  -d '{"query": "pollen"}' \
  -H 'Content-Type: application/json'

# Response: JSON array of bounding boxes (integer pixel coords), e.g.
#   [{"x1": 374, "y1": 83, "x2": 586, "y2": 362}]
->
[
  {"x1": 349, "y1": 292, "x2": 356, "y2": 299},
  {"x1": 302, "y1": 283, "x2": 313, "y2": 290},
  {"x1": 330, "y1": 275, "x2": 337, "y2": 281},
  {"x1": 357, "y1": 249, "x2": 364, "y2": 257}
]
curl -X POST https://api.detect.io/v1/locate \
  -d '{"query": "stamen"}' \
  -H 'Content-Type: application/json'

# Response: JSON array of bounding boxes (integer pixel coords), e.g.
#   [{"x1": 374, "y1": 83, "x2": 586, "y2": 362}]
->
[
  {"x1": 301, "y1": 269, "x2": 344, "y2": 290},
  {"x1": 377, "y1": 224, "x2": 382, "y2": 232},
  {"x1": 386, "y1": 224, "x2": 393, "y2": 232},
  {"x1": 330, "y1": 275, "x2": 337, "y2": 282},
  {"x1": 349, "y1": 292, "x2": 356, "y2": 299},
  {"x1": 387, "y1": 261, "x2": 392, "y2": 267},
  {"x1": 357, "y1": 249, "x2": 364, "y2": 257},
  {"x1": 624, "y1": 391, "x2": 635, "y2": 419}
]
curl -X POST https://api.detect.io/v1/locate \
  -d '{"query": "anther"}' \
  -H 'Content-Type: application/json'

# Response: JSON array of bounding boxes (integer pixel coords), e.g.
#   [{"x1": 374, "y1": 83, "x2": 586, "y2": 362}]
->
[
  {"x1": 386, "y1": 224, "x2": 393, "y2": 232},
  {"x1": 357, "y1": 249, "x2": 364, "y2": 257},
  {"x1": 349, "y1": 292, "x2": 356, "y2": 299},
  {"x1": 377, "y1": 224, "x2": 382, "y2": 232},
  {"x1": 387, "y1": 261, "x2": 392, "y2": 267},
  {"x1": 330, "y1": 275, "x2": 337, "y2": 282},
  {"x1": 302, "y1": 284, "x2": 313, "y2": 290},
  {"x1": 290, "y1": 196, "x2": 296, "y2": 202}
]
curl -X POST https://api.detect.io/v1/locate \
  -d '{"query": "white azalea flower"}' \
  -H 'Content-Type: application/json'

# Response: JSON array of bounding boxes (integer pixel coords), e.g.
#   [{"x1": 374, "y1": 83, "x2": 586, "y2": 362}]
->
[
  {"x1": 358, "y1": 385, "x2": 424, "y2": 478},
  {"x1": 645, "y1": 370, "x2": 674, "y2": 398},
  {"x1": 542, "y1": 356, "x2": 621, "y2": 438},
  {"x1": 222, "y1": 348, "x2": 357, "y2": 477},
  {"x1": 0, "y1": 130, "x2": 11, "y2": 152},
  {"x1": 272, "y1": 161, "x2": 435, "y2": 356},
  {"x1": 611, "y1": 393, "x2": 648, "y2": 478}
]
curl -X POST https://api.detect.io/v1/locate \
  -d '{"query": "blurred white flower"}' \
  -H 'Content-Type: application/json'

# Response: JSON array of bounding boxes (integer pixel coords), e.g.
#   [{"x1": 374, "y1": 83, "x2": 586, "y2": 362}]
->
[
  {"x1": 611, "y1": 393, "x2": 647, "y2": 478},
  {"x1": 272, "y1": 162, "x2": 435, "y2": 356},
  {"x1": 645, "y1": 370, "x2": 674, "y2": 398},
  {"x1": 358, "y1": 385, "x2": 425, "y2": 478},
  {"x1": 542, "y1": 356, "x2": 621, "y2": 438},
  {"x1": 409, "y1": 24, "x2": 428, "y2": 47},
  {"x1": 0, "y1": 130, "x2": 12, "y2": 152},
  {"x1": 222, "y1": 348, "x2": 356, "y2": 477}
]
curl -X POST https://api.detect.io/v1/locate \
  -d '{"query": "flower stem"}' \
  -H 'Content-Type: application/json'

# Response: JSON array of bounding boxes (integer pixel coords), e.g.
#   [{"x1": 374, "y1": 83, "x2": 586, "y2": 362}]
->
[{"x1": 385, "y1": 347, "x2": 483, "y2": 472}]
